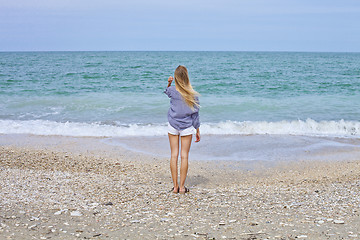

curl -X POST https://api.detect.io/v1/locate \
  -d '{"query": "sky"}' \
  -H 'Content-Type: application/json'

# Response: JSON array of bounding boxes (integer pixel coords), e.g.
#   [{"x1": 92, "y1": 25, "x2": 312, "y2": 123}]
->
[{"x1": 0, "y1": 0, "x2": 359, "y2": 52}]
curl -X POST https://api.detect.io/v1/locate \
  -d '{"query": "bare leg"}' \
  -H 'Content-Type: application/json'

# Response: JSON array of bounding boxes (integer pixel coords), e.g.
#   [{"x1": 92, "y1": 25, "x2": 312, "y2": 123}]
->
[
  {"x1": 179, "y1": 134, "x2": 192, "y2": 193},
  {"x1": 168, "y1": 133, "x2": 179, "y2": 193}
]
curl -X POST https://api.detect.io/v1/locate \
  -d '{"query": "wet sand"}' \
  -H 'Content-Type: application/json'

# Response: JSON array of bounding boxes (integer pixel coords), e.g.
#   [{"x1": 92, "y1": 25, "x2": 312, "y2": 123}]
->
[{"x1": 1, "y1": 134, "x2": 360, "y2": 239}]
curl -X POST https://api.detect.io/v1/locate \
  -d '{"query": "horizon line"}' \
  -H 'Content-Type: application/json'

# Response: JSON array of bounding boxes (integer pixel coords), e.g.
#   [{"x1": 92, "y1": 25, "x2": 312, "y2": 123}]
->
[{"x1": 1, "y1": 50, "x2": 360, "y2": 53}]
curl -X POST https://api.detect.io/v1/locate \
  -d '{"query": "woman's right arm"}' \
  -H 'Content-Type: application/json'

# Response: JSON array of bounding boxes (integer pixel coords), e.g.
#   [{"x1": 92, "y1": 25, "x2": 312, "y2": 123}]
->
[
  {"x1": 164, "y1": 76, "x2": 174, "y2": 98},
  {"x1": 167, "y1": 76, "x2": 173, "y2": 88}
]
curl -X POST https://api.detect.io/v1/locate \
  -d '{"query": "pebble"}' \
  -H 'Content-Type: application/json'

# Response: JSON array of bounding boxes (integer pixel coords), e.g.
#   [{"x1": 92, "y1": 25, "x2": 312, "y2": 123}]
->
[
  {"x1": 89, "y1": 203, "x2": 99, "y2": 208},
  {"x1": 54, "y1": 209, "x2": 68, "y2": 215},
  {"x1": 28, "y1": 224, "x2": 37, "y2": 230},
  {"x1": 1, "y1": 146, "x2": 360, "y2": 239},
  {"x1": 30, "y1": 216, "x2": 40, "y2": 221},
  {"x1": 70, "y1": 211, "x2": 83, "y2": 217}
]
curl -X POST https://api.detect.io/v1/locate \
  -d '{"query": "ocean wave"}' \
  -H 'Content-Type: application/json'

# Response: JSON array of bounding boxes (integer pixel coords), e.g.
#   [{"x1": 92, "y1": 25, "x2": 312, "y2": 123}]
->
[
  {"x1": 201, "y1": 119, "x2": 359, "y2": 136},
  {"x1": 0, "y1": 119, "x2": 359, "y2": 138}
]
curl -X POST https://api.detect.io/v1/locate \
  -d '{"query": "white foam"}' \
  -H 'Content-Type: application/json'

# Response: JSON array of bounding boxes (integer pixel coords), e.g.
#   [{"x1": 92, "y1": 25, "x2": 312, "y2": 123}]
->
[
  {"x1": 201, "y1": 119, "x2": 360, "y2": 137},
  {"x1": 0, "y1": 119, "x2": 359, "y2": 138},
  {"x1": 0, "y1": 120, "x2": 166, "y2": 137}
]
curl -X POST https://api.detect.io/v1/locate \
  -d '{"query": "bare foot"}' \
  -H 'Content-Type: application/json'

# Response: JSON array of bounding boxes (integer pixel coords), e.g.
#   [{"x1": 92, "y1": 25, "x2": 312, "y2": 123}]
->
[
  {"x1": 172, "y1": 187, "x2": 179, "y2": 193},
  {"x1": 179, "y1": 187, "x2": 189, "y2": 194}
]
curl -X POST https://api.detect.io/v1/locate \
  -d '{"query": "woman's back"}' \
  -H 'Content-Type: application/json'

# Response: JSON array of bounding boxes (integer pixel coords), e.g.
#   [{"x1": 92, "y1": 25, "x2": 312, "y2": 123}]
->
[{"x1": 165, "y1": 85, "x2": 199, "y2": 131}]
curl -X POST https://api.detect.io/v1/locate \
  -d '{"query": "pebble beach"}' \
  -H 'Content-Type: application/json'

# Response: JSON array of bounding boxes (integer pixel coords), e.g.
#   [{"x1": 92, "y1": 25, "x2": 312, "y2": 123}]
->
[{"x1": 1, "y1": 135, "x2": 360, "y2": 239}]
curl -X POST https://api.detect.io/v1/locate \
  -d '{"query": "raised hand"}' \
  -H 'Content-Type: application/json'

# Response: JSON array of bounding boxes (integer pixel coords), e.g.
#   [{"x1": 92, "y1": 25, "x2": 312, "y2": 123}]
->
[{"x1": 167, "y1": 76, "x2": 174, "y2": 87}]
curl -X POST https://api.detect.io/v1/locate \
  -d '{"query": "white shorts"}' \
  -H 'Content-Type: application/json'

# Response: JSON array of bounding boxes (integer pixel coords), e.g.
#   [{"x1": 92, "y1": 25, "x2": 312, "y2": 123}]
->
[{"x1": 168, "y1": 123, "x2": 196, "y2": 136}]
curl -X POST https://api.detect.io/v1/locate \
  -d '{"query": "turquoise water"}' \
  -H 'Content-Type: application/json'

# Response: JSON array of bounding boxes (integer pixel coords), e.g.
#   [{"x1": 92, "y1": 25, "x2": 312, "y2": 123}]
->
[{"x1": 1, "y1": 51, "x2": 360, "y2": 137}]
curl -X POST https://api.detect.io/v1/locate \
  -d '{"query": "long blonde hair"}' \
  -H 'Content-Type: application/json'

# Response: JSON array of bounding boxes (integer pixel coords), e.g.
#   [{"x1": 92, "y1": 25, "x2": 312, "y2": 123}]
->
[{"x1": 174, "y1": 65, "x2": 199, "y2": 110}]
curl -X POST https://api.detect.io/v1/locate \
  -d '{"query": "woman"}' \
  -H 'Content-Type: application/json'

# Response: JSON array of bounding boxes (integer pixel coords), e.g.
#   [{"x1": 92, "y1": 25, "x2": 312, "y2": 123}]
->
[{"x1": 164, "y1": 65, "x2": 200, "y2": 194}]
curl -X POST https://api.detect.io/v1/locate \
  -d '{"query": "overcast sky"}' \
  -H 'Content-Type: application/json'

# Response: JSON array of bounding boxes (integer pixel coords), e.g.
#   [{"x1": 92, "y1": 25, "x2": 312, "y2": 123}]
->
[{"x1": 1, "y1": 0, "x2": 359, "y2": 52}]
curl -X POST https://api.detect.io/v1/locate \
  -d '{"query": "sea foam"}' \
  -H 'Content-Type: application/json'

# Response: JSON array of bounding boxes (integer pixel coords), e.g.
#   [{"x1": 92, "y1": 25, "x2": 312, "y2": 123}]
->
[{"x1": 0, "y1": 119, "x2": 359, "y2": 138}]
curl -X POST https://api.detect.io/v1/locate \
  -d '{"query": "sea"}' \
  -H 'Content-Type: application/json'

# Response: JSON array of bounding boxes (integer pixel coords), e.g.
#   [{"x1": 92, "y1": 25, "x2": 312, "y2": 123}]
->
[{"x1": 1, "y1": 51, "x2": 360, "y2": 161}]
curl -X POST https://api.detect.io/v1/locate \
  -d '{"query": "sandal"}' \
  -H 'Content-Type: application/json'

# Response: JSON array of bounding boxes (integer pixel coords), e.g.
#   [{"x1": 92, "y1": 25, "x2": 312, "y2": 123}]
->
[{"x1": 179, "y1": 187, "x2": 189, "y2": 194}]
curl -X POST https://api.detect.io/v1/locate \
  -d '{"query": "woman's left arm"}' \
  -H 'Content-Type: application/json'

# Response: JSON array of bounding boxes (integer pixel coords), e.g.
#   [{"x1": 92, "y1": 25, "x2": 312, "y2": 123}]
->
[
  {"x1": 195, "y1": 128, "x2": 200, "y2": 142},
  {"x1": 191, "y1": 111, "x2": 200, "y2": 132}
]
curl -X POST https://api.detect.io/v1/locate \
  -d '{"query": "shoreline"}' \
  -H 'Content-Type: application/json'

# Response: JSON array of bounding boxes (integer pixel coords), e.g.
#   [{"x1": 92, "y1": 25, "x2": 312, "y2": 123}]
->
[
  {"x1": 1, "y1": 134, "x2": 360, "y2": 239},
  {"x1": 2, "y1": 133, "x2": 360, "y2": 163}
]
